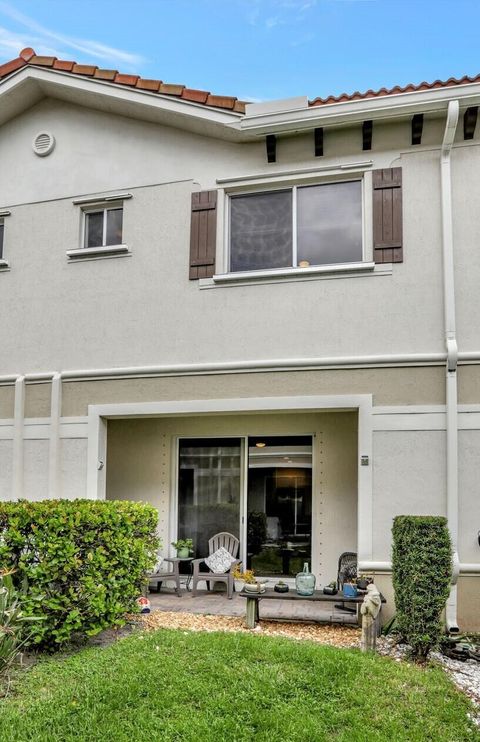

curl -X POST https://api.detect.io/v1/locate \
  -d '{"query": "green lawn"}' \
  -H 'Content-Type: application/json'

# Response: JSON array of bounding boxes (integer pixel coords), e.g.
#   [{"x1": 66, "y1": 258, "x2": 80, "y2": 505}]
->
[{"x1": 0, "y1": 629, "x2": 477, "y2": 742}]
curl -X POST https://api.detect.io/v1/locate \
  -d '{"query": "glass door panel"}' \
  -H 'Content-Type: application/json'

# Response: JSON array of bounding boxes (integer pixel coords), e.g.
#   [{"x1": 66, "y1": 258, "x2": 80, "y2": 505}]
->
[
  {"x1": 247, "y1": 436, "x2": 312, "y2": 576},
  {"x1": 178, "y1": 438, "x2": 242, "y2": 560}
]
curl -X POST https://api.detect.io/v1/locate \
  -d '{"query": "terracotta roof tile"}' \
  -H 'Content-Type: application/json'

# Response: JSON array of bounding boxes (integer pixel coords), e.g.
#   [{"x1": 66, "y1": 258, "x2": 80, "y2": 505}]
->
[
  {"x1": 72, "y1": 64, "x2": 97, "y2": 76},
  {"x1": 0, "y1": 57, "x2": 26, "y2": 77},
  {"x1": 206, "y1": 94, "x2": 236, "y2": 110},
  {"x1": 53, "y1": 60, "x2": 75, "y2": 72},
  {"x1": 135, "y1": 78, "x2": 162, "y2": 91},
  {"x1": 2, "y1": 47, "x2": 480, "y2": 117},
  {"x1": 114, "y1": 73, "x2": 139, "y2": 86},
  {"x1": 159, "y1": 82, "x2": 184, "y2": 96},
  {"x1": 19, "y1": 47, "x2": 35, "y2": 62},
  {"x1": 29, "y1": 55, "x2": 56, "y2": 67},
  {"x1": 181, "y1": 87, "x2": 209, "y2": 104},
  {"x1": 309, "y1": 74, "x2": 480, "y2": 107},
  {"x1": 93, "y1": 68, "x2": 118, "y2": 81}
]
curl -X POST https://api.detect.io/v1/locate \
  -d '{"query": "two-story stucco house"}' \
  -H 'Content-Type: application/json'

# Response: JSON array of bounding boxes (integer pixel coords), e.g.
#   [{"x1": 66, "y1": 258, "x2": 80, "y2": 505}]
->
[{"x1": 1, "y1": 46, "x2": 479, "y2": 629}]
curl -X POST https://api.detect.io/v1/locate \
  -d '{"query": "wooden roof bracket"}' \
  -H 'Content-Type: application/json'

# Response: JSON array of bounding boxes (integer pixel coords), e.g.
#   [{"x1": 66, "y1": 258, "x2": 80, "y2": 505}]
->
[
  {"x1": 411, "y1": 113, "x2": 424, "y2": 145},
  {"x1": 266, "y1": 134, "x2": 276, "y2": 163}
]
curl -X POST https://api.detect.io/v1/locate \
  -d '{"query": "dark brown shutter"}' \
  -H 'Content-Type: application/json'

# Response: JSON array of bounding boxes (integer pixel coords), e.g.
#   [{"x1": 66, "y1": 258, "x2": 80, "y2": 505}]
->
[
  {"x1": 189, "y1": 190, "x2": 217, "y2": 279},
  {"x1": 372, "y1": 167, "x2": 403, "y2": 263}
]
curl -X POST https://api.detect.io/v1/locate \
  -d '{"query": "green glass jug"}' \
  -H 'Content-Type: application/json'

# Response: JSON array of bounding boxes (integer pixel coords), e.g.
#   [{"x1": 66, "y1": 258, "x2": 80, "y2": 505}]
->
[{"x1": 295, "y1": 562, "x2": 316, "y2": 596}]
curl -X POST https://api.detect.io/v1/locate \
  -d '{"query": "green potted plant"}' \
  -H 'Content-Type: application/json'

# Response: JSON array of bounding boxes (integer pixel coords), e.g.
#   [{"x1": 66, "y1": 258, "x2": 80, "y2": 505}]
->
[{"x1": 171, "y1": 538, "x2": 193, "y2": 558}]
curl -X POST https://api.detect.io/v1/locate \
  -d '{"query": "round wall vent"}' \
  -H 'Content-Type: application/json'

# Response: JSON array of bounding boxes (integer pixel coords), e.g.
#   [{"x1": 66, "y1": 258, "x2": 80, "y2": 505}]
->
[{"x1": 32, "y1": 131, "x2": 55, "y2": 157}]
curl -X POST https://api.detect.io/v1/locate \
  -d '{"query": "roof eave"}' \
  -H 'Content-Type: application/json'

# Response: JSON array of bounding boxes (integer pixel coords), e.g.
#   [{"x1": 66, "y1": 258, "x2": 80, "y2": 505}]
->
[
  {"x1": 232, "y1": 83, "x2": 480, "y2": 136},
  {"x1": 0, "y1": 66, "x2": 245, "y2": 140}
]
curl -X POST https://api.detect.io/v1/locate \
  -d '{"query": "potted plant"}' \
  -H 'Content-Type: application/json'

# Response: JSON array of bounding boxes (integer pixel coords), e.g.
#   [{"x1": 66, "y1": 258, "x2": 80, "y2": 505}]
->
[
  {"x1": 232, "y1": 565, "x2": 265, "y2": 593},
  {"x1": 343, "y1": 580, "x2": 358, "y2": 598},
  {"x1": 356, "y1": 574, "x2": 373, "y2": 591},
  {"x1": 171, "y1": 538, "x2": 193, "y2": 558}
]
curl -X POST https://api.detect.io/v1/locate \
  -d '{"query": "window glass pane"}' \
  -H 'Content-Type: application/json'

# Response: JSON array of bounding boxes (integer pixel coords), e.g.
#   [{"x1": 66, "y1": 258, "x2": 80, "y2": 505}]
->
[
  {"x1": 0, "y1": 222, "x2": 3, "y2": 260},
  {"x1": 85, "y1": 211, "x2": 104, "y2": 248},
  {"x1": 297, "y1": 181, "x2": 362, "y2": 266},
  {"x1": 230, "y1": 191, "x2": 292, "y2": 271},
  {"x1": 106, "y1": 208, "x2": 123, "y2": 246},
  {"x1": 178, "y1": 438, "x2": 241, "y2": 559}
]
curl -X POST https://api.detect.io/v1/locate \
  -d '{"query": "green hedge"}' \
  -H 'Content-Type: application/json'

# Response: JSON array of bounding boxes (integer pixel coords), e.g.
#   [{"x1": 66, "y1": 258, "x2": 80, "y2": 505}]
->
[
  {"x1": 0, "y1": 499, "x2": 159, "y2": 648},
  {"x1": 392, "y1": 515, "x2": 452, "y2": 660}
]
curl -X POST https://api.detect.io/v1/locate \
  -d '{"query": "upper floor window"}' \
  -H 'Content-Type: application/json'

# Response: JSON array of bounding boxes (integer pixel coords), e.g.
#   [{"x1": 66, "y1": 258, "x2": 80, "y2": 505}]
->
[
  {"x1": 84, "y1": 206, "x2": 123, "y2": 249},
  {"x1": 229, "y1": 180, "x2": 362, "y2": 273}
]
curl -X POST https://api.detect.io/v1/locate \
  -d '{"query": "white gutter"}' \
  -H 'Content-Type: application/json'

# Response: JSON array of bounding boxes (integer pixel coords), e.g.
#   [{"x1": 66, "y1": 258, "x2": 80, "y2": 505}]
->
[
  {"x1": 441, "y1": 99, "x2": 461, "y2": 634},
  {"x1": 0, "y1": 352, "x2": 449, "y2": 387}
]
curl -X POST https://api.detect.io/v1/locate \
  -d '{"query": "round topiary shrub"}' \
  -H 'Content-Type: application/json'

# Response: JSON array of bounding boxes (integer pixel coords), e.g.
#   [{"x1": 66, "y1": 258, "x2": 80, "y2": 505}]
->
[{"x1": 392, "y1": 515, "x2": 452, "y2": 661}]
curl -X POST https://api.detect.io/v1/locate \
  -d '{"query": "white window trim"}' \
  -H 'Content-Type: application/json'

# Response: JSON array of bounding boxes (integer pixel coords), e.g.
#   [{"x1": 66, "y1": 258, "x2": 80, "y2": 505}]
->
[
  {"x1": 219, "y1": 172, "x2": 371, "y2": 282},
  {"x1": 69, "y1": 196, "x2": 130, "y2": 261},
  {"x1": 0, "y1": 210, "x2": 11, "y2": 270}
]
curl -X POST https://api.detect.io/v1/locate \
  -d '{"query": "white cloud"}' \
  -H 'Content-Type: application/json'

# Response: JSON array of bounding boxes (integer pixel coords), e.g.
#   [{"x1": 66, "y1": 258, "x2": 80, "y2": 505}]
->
[{"x1": 0, "y1": 2, "x2": 146, "y2": 68}]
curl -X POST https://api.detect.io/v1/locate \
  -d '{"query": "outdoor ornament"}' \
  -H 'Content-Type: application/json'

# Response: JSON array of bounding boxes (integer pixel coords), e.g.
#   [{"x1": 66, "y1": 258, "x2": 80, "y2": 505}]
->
[
  {"x1": 137, "y1": 596, "x2": 151, "y2": 614},
  {"x1": 360, "y1": 583, "x2": 381, "y2": 653},
  {"x1": 360, "y1": 583, "x2": 382, "y2": 619}
]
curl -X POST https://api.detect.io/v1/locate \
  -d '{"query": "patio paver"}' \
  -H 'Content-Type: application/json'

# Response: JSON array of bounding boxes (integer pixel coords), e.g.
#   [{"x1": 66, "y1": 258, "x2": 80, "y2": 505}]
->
[{"x1": 147, "y1": 589, "x2": 358, "y2": 624}]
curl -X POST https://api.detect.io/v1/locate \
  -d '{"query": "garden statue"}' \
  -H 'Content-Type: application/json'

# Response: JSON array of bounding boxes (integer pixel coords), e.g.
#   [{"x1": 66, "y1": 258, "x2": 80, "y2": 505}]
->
[{"x1": 360, "y1": 583, "x2": 381, "y2": 652}]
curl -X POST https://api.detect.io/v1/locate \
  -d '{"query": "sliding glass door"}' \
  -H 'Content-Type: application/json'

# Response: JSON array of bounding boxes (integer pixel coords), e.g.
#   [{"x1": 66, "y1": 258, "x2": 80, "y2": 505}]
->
[
  {"x1": 177, "y1": 434, "x2": 312, "y2": 576},
  {"x1": 247, "y1": 436, "x2": 312, "y2": 576},
  {"x1": 177, "y1": 438, "x2": 242, "y2": 559}
]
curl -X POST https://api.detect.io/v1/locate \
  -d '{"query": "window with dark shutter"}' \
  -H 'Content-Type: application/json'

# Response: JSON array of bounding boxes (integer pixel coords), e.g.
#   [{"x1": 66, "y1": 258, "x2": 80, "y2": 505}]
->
[
  {"x1": 189, "y1": 190, "x2": 217, "y2": 279},
  {"x1": 372, "y1": 167, "x2": 403, "y2": 263}
]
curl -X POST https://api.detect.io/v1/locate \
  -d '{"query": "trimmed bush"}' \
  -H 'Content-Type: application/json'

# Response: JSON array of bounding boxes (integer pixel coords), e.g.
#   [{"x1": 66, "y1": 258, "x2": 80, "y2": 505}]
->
[
  {"x1": 392, "y1": 515, "x2": 452, "y2": 660},
  {"x1": 0, "y1": 499, "x2": 159, "y2": 648}
]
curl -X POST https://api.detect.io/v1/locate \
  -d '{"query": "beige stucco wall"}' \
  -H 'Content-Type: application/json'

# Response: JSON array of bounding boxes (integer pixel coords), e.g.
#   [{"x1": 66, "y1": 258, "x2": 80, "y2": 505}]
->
[
  {"x1": 106, "y1": 410, "x2": 357, "y2": 586},
  {"x1": 458, "y1": 365, "x2": 480, "y2": 403},
  {"x1": 0, "y1": 98, "x2": 455, "y2": 376},
  {"x1": 60, "y1": 366, "x2": 445, "y2": 416},
  {"x1": 363, "y1": 574, "x2": 480, "y2": 633},
  {"x1": 0, "y1": 386, "x2": 14, "y2": 418},
  {"x1": 24, "y1": 383, "x2": 51, "y2": 418}
]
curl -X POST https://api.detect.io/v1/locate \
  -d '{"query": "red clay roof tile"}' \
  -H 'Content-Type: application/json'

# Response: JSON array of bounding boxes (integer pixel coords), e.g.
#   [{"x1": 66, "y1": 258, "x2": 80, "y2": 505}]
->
[
  {"x1": 135, "y1": 78, "x2": 162, "y2": 91},
  {"x1": 72, "y1": 64, "x2": 97, "y2": 76},
  {"x1": 309, "y1": 74, "x2": 480, "y2": 107},
  {"x1": 2, "y1": 47, "x2": 480, "y2": 116},
  {"x1": 93, "y1": 68, "x2": 118, "y2": 81},
  {"x1": 181, "y1": 87, "x2": 209, "y2": 104},
  {"x1": 159, "y1": 82, "x2": 184, "y2": 96},
  {"x1": 29, "y1": 55, "x2": 56, "y2": 67},
  {"x1": 114, "y1": 73, "x2": 139, "y2": 86},
  {"x1": 53, "y1": 60, "x2": 75, "y2": 71},
  {"x1": 0, "y1": 57, "x2": 26, "y2": 77},
  {"x1": 19, "y1": 47, "x2": 35, "y2": 62}
]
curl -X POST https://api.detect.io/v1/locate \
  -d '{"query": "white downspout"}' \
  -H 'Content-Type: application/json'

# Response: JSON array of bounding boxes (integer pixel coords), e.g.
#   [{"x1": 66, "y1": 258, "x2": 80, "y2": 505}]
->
[{"x1": 441, "y1": 99, "x2": 460, "y2": 633}]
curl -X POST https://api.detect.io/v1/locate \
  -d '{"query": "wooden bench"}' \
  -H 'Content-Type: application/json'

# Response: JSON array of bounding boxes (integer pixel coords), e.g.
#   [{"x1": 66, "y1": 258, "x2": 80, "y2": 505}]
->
[{"x1": 239, "y1": 588, "x2": 386, "y2": 629}]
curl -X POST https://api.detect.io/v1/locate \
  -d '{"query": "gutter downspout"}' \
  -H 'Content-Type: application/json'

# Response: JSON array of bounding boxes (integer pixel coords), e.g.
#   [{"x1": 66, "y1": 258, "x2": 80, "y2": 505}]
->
[{"x1": 441, "y1": 99, "x2": 460, "y2": 633}]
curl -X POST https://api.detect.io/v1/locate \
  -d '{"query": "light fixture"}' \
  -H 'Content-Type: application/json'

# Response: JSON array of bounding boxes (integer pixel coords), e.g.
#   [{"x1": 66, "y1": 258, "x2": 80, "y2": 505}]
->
[
  {"x1": 299, "y1": 260, "x2": 310, "y2": 268},
  {"x1": 255, "y1": 442, "x2": 266, "y2": 448}
]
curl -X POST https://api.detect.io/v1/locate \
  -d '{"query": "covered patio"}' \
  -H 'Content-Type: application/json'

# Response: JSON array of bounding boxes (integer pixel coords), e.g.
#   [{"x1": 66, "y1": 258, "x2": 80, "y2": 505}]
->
[{"x1": 146, "y1": 586, "x2": 360, "y2": 626}]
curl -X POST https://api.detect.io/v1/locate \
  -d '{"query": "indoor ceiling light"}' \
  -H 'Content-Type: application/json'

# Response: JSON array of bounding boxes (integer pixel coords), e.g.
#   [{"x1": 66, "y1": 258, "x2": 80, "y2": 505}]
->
[{"x1": 255, "y1": 442, "x2": 266, "y2": 448}]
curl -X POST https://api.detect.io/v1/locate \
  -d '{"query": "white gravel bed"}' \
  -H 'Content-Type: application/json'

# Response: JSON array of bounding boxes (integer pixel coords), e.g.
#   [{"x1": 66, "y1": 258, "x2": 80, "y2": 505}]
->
[{"x1": 378, "y1": 636, "x2": 480, "y2": 726}]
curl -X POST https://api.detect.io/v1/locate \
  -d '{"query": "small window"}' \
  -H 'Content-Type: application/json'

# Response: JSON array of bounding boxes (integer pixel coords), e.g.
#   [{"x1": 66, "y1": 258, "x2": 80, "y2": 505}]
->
[
  {"x1": 84, "y1": 207, "x2": 123, "y2": 248},
  {"x1": 0, "y1": 220, "x2": 4, "y2": 260},
  {"x1": 229, "y1": 180, "x2": 362, "y2": 272}
]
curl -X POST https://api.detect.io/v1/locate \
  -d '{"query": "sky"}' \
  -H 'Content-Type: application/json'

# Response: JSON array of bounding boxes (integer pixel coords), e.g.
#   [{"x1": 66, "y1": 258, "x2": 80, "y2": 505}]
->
[{"x1": 0, "y1": 0, "x2": 479, "y2": 103}]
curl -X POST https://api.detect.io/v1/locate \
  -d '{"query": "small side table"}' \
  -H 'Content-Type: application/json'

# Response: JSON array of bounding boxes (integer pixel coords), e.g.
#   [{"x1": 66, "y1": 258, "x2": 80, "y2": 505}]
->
[{"x1": 166, "y1": 557, "x2": 194, "y2": 592}]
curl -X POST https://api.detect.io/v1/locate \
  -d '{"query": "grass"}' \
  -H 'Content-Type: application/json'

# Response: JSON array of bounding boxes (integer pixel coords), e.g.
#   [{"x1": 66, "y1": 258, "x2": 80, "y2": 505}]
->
[{"x1": 0, "y1": 629, "x2": 477, "y2": 742}]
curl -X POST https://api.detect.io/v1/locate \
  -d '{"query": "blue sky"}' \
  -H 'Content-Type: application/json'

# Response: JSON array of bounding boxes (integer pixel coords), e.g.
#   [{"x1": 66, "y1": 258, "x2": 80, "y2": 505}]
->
[{"x1": 0, "y1": 0, "x2": 479, "y2": 102}]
